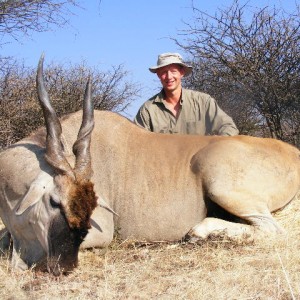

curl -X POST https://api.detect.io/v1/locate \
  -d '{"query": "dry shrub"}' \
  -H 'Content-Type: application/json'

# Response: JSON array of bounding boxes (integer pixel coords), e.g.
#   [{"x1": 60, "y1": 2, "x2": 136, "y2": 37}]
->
[
  {"x1": 1, "y1": 193, "x2": 300, "y2": 299},
  {"x1": 0, "y1": 59, "x2": 141, "y2": 150}
]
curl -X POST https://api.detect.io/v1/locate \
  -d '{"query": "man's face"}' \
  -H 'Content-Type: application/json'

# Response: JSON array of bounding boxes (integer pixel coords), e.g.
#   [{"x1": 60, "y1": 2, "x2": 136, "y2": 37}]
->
[{"x1": 156, "y1": 64, "x2": 185, "y2": 93}]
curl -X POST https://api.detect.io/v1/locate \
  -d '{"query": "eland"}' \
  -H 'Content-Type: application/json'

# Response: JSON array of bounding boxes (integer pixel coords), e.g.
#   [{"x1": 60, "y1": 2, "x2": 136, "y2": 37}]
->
[{"x1": 0, "y1": 56, "x2": 299, "y2": 275}]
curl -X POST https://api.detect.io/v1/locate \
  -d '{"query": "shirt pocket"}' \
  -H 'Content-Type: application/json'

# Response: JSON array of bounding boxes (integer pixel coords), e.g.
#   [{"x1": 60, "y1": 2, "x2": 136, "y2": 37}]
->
[
  {"x1": 158, "y1": 127, "x2": 170, "y2": 133},
  {"x1": 186, "y1": 121, "x2": 205, "y2": 135},
  {"x1": 153, "y1": 125, "x2": 171, "y2": 134}
]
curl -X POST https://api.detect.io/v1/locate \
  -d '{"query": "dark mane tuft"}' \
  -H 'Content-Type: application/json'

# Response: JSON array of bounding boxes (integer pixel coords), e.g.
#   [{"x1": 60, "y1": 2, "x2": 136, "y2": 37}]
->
[{"x1": 67, "y1": 181, "x2": 98, "y2": 229}]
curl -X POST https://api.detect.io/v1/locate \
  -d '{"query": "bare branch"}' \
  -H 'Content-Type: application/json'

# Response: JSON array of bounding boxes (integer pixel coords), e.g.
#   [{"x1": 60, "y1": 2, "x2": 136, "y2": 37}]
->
[
  {"x1": 0, "y1": 58, "x2": 141, "y2": 149},
  {"x1": 176, "y1": 1, "x2": 300, "y2": 145},
  {"x1": 0, "y1": 0, "x2": 80, "y2": 43}
]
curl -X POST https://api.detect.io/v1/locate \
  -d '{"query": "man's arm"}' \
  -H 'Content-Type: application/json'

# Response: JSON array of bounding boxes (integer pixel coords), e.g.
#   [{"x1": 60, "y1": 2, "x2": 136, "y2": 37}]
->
[{"x1": 205, "y1": 96, "x2": 239, "y2": 136}]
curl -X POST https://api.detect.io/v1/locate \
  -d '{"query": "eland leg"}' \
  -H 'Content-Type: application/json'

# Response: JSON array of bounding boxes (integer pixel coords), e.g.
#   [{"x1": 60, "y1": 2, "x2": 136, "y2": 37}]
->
[
  {"x1": 186, "y1": 191, "x2": 284, "y2": 243},
  {"x1": 81, "y1": 206, "x2": 114, "y2": 249},
  {"x1": 186, "y1": 213, "x2": 283, "y2": 243}
]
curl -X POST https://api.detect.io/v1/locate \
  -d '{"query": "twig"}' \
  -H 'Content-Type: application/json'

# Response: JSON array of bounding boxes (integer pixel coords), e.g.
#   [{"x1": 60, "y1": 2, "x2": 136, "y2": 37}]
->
[{"x1": 276, "y1": 249, "x2": 295, "y2": 300}]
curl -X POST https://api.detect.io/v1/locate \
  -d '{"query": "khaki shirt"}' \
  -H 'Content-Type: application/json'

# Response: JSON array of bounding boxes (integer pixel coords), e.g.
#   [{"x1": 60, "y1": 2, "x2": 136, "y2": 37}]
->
[{"x1": 134, "y1": 88, "x2": 239, "y2": 136}]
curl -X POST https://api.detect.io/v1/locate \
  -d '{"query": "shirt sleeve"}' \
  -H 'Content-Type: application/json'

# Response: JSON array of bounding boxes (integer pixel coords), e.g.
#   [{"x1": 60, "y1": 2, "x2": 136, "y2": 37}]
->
[
  {"x1": 134, "y1": 105, "x2": 152, "y2": 131},
  {"x1": 205, "y1": 96, "x2": 239, "y2": 136}
]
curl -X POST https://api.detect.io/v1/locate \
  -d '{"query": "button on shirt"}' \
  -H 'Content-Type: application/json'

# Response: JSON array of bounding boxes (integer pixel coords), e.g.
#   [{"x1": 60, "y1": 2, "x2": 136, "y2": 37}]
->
[{"x1": 134, "y1": 88, "x2": 239, "y2": 136}]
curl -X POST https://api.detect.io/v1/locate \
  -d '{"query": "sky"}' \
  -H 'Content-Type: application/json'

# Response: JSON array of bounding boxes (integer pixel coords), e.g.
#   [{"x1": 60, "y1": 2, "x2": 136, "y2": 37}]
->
[{"x1": 1, "y1": 0, "x2": 298, "y2": 119}]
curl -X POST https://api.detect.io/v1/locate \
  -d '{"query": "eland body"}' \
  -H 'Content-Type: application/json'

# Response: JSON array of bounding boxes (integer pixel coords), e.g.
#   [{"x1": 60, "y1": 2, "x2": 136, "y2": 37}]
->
[{"x1": 83, "y1": 111, "x2": 300, "y2": 245}]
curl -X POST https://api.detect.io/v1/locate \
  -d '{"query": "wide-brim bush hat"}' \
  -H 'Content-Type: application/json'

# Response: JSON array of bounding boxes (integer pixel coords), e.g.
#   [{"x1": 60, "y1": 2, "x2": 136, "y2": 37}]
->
[{"x1": 149, "y1": 53, "x2": 193, "y2": 76}]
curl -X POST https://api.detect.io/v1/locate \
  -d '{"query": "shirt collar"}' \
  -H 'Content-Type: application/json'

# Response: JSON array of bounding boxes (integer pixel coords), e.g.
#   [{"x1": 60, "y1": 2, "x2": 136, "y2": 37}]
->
[
  {"x1": 154, "y1": 88, "x2": 185, "y2": 105},
  {"x1": 153, "y1": 89, "x2": 164, "y2": 103}
]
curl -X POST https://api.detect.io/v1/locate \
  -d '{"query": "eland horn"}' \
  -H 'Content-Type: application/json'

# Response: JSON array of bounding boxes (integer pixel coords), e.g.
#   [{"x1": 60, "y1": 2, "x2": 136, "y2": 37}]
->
[
  {"x1": 73, "y1": 77, "x2": 94, "y2": 181},
  {"x1": 36, "y1": 54, "x2": 75, "y2": 179}
]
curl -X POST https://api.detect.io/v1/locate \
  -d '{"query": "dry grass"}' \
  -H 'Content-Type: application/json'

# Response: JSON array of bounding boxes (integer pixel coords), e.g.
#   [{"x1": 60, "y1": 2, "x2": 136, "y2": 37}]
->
[{"x1": 1, "y1": 194, "x2": 300, "y2": 300}]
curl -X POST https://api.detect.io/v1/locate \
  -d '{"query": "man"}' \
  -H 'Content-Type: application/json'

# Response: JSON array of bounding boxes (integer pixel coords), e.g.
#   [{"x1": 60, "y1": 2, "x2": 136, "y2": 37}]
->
[{"x1": 134, "y1": 53, "x2": 239, "y2": 136}]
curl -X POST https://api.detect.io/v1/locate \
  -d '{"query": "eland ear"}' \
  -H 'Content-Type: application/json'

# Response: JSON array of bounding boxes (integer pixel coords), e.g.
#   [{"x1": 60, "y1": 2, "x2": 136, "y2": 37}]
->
[{"x1": 15, "y1": 173, "x2": 53, "y2": 215}]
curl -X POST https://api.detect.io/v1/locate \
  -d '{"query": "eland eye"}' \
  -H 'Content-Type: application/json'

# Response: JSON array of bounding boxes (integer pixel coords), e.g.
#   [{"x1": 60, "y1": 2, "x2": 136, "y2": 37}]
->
[{"x1": 50, "y1": 197, "x2": 61, "y2": 208}]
